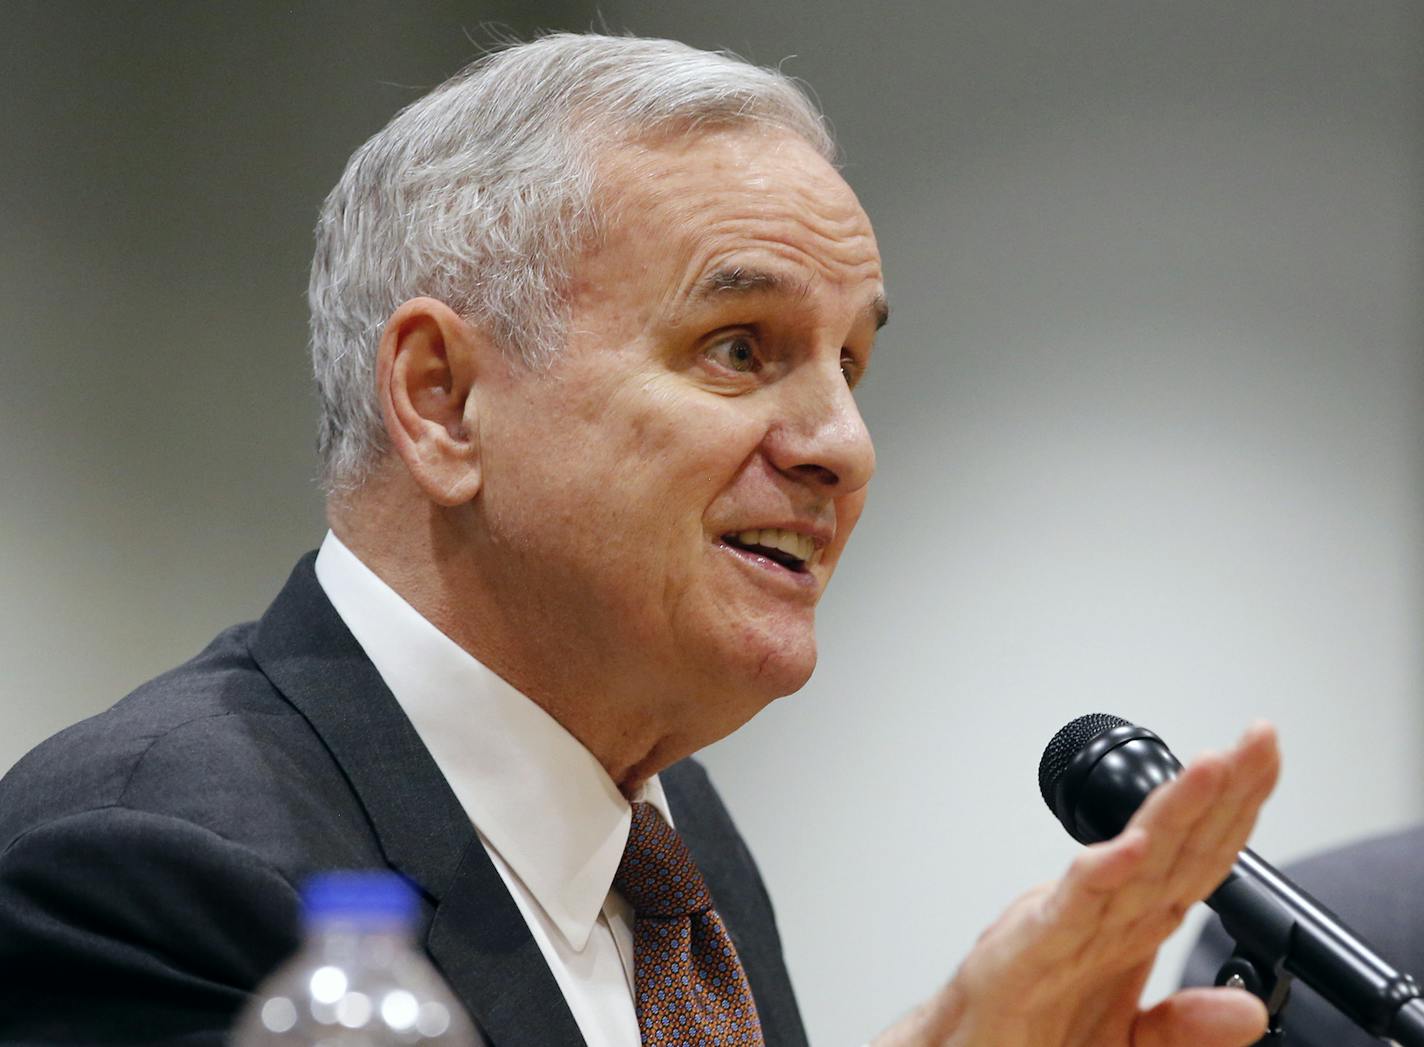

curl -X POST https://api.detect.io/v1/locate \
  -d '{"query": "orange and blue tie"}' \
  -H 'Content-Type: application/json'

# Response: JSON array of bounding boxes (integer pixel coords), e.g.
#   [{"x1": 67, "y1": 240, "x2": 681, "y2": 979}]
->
[{"x1": 614, "y1": 802, "x2": 766, "y2": 1046}]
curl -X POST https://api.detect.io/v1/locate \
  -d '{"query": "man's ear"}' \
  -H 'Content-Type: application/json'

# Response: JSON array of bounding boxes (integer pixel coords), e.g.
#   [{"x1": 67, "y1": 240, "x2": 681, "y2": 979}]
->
[{"x1": 375, "y1": 297, "x2": 491, "y2": 507}]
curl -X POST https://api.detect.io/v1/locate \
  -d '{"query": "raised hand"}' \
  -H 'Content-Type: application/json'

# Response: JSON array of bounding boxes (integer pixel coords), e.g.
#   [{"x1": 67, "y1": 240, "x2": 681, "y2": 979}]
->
[{"x1": 875, "y1": 722, "x2": 1281, "y2": 1047}]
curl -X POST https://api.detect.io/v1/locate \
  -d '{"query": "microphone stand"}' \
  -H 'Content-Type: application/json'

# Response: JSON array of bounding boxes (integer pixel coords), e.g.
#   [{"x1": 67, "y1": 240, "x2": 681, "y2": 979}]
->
[
  {"x1": 1211, "y1": 855, "x2": 1424, "y2": 1046},
  {"x1": 1215, "y1": 946, "x2": 1292, "y2": 1046}
]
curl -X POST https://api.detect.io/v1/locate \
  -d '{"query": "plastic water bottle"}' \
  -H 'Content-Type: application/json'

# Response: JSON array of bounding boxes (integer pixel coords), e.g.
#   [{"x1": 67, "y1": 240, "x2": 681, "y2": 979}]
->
[{"x1": 232, "y1": 870, "x2": 478, "y2": 1045}]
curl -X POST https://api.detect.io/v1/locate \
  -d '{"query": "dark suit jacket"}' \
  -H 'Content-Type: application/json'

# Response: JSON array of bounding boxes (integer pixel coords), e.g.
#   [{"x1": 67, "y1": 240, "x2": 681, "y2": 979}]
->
[
  {"x1": 0, "y1": 554, "x2": 808, "y2": 1046},
  {"x1": 1183, "y1": 826, "x2": 1424, "y2": 1046}
]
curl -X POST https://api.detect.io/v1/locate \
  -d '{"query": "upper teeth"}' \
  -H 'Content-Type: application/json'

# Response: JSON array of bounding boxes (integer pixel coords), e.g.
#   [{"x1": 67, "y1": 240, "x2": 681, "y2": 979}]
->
[{"x1": 736, "y1": 528, "x2": 818, "y2": 565}]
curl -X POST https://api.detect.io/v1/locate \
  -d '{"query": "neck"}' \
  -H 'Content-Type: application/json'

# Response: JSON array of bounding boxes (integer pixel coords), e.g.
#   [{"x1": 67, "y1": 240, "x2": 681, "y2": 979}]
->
[{"x1": 327, "y1": 485, "x2": 712, "y2": 793}]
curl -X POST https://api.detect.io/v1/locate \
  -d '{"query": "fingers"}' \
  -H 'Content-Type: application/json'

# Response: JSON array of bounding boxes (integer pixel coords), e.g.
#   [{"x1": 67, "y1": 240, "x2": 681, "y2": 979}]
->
[
  {"x1": 1133, "y1": 721, "x2": 1280, "y2": 905},
  {"x1": 1132, "y1": 988, "x2": 1268, "y2": 1047},
  {"x1": 1125, "y1": 722, "x2": 1276, "y2": 901}
]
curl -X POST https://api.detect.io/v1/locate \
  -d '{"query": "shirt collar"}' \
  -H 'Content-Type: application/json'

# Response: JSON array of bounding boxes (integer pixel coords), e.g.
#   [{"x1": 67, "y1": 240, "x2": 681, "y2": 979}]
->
[{"x1": 314, "y1": 530, "x2": 670, "y2": 950}]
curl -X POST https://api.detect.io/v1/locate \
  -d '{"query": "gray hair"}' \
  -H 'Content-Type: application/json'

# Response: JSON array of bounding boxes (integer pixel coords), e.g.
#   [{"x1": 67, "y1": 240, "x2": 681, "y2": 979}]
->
[{"x1": 309, "y1": 32, "x2": 836, "y2": 492}]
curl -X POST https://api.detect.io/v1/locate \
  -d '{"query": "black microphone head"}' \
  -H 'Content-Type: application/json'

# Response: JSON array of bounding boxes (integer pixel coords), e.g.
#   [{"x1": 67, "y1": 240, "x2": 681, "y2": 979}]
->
[
  {"x1": 1038, "y1": 712, "x2": 1130, "y2": 813},
  {"x1": 1039, "y1": 712, "x2": 1183, "y2": 844}
]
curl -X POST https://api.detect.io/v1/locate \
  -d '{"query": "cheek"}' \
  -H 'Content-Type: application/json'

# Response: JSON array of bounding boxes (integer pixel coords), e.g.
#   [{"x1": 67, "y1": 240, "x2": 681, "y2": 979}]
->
[{"x1": 622, "y1": 391, "x2": 768, "y2": 491}]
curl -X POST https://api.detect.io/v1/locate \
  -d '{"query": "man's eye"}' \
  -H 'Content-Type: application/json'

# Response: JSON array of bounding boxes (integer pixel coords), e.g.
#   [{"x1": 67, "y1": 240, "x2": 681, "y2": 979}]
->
[
  {"x1": 705, "y1": 335, "x2": 761, "y2": 374},
  {"x1": 841, "y1": 353, "x2": 863, "y2": 388}
]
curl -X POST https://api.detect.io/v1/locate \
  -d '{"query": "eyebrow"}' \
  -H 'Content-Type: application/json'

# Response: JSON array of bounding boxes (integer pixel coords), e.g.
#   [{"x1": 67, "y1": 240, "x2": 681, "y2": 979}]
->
[{"x1": 691, "y1": 265, "x2": 890, "y2": 331}]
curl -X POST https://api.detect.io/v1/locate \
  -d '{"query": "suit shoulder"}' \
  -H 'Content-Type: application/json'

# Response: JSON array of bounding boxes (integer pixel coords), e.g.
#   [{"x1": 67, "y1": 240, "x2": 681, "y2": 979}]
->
[{"x1": 0, "y1": 620, "x2": 306, "y2": 841}]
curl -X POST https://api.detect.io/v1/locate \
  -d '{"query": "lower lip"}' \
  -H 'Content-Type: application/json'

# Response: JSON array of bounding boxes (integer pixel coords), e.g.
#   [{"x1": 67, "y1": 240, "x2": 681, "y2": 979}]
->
[{"x1": 716, "y1": 540, "x2": 820, "y2": 596}]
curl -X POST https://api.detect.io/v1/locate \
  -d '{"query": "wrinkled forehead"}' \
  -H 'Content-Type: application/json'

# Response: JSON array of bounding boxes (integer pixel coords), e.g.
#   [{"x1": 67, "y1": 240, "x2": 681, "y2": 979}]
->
[
  {"x1": 584, "y1": 127, "x2": 884, "y2": 311},
  {"x1": 596, "y1": 125, "x2": 872, "y2": 234}
]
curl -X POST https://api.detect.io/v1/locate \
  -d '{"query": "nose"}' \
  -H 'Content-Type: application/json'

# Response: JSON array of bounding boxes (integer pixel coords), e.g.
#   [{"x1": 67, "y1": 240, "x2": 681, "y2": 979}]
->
[{"x1": 763, "y1": 360, "x2": 876, "y2": 495}]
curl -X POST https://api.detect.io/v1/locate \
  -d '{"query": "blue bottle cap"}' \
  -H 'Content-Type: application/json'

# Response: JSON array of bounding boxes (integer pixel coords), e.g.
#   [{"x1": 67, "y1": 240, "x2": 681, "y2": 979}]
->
[{"x1": 300, "y1": 870, "x2": 418, "y2": 928}]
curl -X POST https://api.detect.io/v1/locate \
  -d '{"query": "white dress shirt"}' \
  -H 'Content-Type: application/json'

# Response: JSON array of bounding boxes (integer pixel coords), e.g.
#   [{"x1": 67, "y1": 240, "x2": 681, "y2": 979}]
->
[{"x1": 315, "y1": 530, "x2": 668, "y2": 1046}]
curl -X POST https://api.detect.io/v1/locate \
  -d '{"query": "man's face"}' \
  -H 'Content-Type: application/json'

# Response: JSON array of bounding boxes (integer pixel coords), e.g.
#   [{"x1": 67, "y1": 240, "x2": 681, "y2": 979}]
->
[{"x1": 474, "y1": 127, "x2": 884, "y2": 739}]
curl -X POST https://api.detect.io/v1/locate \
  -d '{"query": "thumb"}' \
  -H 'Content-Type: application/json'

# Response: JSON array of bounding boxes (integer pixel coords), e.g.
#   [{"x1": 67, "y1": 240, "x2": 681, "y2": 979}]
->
[{"x1": 1132, "y1": 987, "x2": 1268, "y2": 1047}]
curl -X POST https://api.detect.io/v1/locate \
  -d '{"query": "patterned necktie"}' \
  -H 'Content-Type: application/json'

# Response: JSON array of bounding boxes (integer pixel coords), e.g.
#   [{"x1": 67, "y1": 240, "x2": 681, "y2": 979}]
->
[{"x1": 613, "y1": 801, "x2": 766, "y2": 1046}]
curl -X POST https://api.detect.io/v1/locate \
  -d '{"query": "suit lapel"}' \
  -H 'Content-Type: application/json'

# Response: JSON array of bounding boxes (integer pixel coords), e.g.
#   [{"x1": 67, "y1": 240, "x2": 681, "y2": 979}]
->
[
  {"x1": 428, "y1": 838, "x2": 587, "y2": 1047},
  {"x1": 249, "y1": 554, "x2": 586, "y2": 1047}
]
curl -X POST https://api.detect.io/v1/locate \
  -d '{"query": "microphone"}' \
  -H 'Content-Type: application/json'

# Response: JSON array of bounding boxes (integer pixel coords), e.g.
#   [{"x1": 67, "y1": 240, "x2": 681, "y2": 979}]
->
[{"x1": 1038, "y1": 713, "x2": 1424, "y2": 1047}]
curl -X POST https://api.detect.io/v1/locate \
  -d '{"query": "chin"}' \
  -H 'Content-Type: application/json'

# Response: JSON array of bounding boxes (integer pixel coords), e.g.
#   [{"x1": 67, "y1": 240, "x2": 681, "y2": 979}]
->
[
  {"x1": 678, "y1": 607, "x2": 819, "y2": 708},
  {"x1": 674, "y1": 638, "x2": 815, "y2": 753},
  {"x1": 727, "y1": 629, "x2": 818, "y2": 700}
]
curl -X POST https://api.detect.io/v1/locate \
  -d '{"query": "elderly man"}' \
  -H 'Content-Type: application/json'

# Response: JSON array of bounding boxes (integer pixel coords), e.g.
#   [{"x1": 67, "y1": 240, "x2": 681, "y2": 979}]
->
[{"x1": 0, "y1": 33, "x2": 1277, "y2": 1047}]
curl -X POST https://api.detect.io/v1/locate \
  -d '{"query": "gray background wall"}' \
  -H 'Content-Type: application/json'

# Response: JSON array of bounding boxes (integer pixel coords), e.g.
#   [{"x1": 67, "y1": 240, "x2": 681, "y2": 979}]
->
[{"x1": 3, "y1": 3, "x2": 1421, "y2": 1043}]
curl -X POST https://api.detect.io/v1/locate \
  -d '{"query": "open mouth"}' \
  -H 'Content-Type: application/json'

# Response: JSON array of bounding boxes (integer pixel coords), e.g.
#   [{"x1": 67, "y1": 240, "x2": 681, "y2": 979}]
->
[{"x1": 720, "y1": 528, "x2": 820, "y2": 574}]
